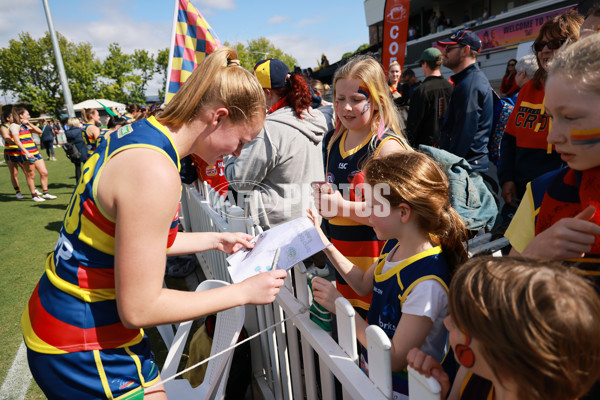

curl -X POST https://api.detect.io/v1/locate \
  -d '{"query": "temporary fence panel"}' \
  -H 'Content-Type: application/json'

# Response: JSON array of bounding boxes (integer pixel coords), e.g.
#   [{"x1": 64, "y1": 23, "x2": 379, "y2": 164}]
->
[{"x1": 180, "y1": 183, "x2": 393, "y2": 400}]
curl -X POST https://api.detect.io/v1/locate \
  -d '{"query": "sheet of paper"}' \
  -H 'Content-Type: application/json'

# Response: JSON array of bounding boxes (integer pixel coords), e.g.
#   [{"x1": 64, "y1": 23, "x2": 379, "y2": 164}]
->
[{"x1": 227, "y1": 217, "x2": 326, "y2": 283}]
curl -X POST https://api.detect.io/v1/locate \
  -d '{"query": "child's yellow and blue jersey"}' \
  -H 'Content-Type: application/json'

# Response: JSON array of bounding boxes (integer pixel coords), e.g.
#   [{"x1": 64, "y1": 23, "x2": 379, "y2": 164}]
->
[
  {"x1": 22, "y1": 116, "x2": 181, "y2": 355},
  {"x1": 82, "y1": 123, "x2": 97, "y2": 158},
  {"x1": 361, "y1": 242, "x2": 451, "y2": 398},
  {"x1": 18, "y1": 125, "x2": 40, "y2": 157}
]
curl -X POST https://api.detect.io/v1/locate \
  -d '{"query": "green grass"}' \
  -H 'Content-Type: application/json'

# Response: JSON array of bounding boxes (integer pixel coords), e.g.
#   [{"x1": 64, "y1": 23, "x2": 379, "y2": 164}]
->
[{"x1": 0, "y1": 149, "x2": 172, "y2": 399}]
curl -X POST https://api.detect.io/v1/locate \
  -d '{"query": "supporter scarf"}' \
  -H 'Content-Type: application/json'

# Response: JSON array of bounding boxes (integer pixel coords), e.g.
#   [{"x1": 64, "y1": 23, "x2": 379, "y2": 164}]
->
[
  {"x1": 535, "y1": 166, "x2": 600, "y2": 267},
  {"x1": 268, "y1": 95, "x2": 289, "y2": 115}
]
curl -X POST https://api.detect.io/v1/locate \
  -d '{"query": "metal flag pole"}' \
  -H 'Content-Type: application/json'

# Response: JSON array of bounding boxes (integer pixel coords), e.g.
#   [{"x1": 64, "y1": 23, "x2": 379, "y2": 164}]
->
[{"x1": 41, "y1": 0, "x2": 75, "y2": 118}]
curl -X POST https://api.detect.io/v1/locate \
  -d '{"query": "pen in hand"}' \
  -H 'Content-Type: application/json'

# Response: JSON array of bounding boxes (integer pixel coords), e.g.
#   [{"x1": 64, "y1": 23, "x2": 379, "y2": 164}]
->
[{"x1": 269, "y1": 248, "x2": 281, "y2": 271}]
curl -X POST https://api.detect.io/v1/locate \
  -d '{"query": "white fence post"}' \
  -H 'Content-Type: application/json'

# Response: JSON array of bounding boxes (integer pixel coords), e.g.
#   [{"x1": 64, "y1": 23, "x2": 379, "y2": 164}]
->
[
  {"x1": 179, "y1": 182, "x2": 393, "y2": 400},
  {"x1": 366, "y1": 325, "x2": 393, "y2": 398}
]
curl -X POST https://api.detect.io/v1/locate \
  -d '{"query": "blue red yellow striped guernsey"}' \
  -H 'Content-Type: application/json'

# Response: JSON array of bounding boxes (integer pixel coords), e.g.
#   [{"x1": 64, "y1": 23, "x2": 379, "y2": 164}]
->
[
  {"x1": 82, "y1": 123, "x2": 97, "y2": 158},
  {"x1": 324, "y1": 130, "x2": 405, "y2": 311},
  {"x1": 2, "y1": 124, "x2": 20, "y2": 157},
  {"x1": 18, "y1": 125, "x2": 40, "y2": 156},
  {"x1": 22, "y1": 116, "x2": 181, "y2": 354},
  {"x1": 532, "y1": 167, "x2": 600, "y2": 281}
]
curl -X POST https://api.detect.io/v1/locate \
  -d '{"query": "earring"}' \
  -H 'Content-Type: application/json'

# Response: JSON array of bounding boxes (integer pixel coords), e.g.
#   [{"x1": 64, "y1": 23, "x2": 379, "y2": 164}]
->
[{"x1": 455, "y1": 333, "x2": 475, "y2": 368}]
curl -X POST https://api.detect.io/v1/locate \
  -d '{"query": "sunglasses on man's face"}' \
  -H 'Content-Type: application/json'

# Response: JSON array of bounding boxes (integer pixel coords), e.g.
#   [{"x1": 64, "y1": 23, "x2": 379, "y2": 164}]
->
[{"x1": 533, "y1": 38, "x2": 566, "y2": 52}]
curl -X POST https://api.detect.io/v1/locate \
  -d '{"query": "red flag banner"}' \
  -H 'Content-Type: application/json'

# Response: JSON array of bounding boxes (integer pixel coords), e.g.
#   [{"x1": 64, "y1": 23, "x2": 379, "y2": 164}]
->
[{"x1": 382, "y1": 0, "x2": 410, "y2": 69}]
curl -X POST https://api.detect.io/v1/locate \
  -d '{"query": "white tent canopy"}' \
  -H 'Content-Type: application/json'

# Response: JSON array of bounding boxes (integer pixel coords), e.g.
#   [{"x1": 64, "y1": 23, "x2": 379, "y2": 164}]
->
[{"x1": 72, "y1": 99, "x2": 126, "y2": 113}]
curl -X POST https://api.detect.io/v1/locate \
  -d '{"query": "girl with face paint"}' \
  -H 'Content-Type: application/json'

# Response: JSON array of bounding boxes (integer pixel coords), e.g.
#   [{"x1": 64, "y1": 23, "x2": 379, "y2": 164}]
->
[
  {"x1": 313, "y1": 55, "x2": 410, "y2": 318},
  {"x1": 506, "y1": 34, "x2": 600, "y2": 281}
]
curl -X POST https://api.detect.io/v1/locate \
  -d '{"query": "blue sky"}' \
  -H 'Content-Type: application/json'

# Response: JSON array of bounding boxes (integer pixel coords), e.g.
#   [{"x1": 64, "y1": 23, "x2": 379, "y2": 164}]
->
[{"x1": 0, "y1": 0, "x2": 368, "y2": 96}]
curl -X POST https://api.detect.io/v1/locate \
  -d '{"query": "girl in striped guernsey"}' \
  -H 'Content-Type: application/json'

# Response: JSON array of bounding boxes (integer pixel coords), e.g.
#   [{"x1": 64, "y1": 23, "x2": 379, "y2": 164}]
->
[
  {"x1": 9, "y1": 106, "x2": 57, "y2": 201},
  {"x1": 313, "y1": 55, "x2": 408, "y2": 318}
]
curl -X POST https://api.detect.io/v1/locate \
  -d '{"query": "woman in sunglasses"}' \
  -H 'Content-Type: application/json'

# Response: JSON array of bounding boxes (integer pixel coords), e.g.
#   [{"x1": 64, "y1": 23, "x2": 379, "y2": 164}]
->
[
  {"x1": 498, "y1": 12, "x2": 582, "y2": 212},
  {"x1": 499, "y1": 58, "x2": 519, "y2": 99}
]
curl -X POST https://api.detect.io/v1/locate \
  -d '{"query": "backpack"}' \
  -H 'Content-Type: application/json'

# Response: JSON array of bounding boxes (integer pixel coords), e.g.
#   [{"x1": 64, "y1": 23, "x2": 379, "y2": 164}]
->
[
  {"x1": 488, "y1": 91, "x2": 514, "y2": 167},
  {"x1": 62, "y1": 142, "x2": 81, "y2": 163},
  {"x1": 419, "y1": 145, "x2": 498, "y2": 233}
]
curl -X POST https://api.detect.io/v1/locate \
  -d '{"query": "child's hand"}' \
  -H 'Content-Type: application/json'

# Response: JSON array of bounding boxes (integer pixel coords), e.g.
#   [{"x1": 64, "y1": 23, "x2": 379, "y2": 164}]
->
[
  {"x1": 240, "y1": 269, "x2": 287, "y2": 305},
  {"x1": 307, "y1": 209, "x2": 331, "y2": 247},
  {"x1": 215, "y1": 232, "x2": 255, "y2": 254},
  {"x1": 313, "y1": 189, "x2": 344, "y2": 219},
  {"x1": 406, "y1": 348, "x2": 450, "y2": 399},
  {"x1": 311, "y1": 276, "x2": 342, "y2": 313},
  {"x1": 523, "y1": 206, "x2": 600, "y2": 260}
]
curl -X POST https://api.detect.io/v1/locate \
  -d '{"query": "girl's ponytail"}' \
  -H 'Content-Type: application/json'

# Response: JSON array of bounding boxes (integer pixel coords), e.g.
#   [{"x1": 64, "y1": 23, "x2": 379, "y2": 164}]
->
[
  {"x1": 437, "y1": 204, "x2": 468, "y2": 272},
  {"x1": 286, "y1": 74, "x2": 312, "y2": 119},
  {"x1": 363, "y1": 152, "x2": 468, "y2": 273}
]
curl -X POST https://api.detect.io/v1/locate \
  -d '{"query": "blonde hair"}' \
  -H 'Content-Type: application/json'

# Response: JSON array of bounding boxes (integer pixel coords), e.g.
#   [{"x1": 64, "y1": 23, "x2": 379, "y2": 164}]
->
[
  {"x1": 388, "y1": 60, "x2": 401, "y2": 71},
  {"x1": 363, "y1": 152, "x2": 467, "y2": 268},
  {"x1": 310, "y1": 79, "x2": 330, "y2": 96},
  {"x1": 67, "y1": 117, "x2": 81, "y2": 128},
  {"x1": 548, "y1": 33, "x2": 600, "y2": 95},
  {"x1": 329, "y1": 55, "x2": 407, "y2": 153},
  {"x1": 157, "y1": 48, "x2": 266, "y2": 128},
  {"x1": 450, "y1": 257, "x2": 600, "y2": 400},
  {"x1": 81, "y1": 108, "x2": 98, "y2": 123},
  {"x1": 11, "y1": 106, "x2": 27, "y2": 124}
]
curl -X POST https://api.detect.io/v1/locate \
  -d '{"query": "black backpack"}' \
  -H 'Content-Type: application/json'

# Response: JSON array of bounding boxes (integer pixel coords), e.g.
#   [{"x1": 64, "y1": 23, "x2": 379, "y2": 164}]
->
[{"x1": 63, "y1": 142, "x2": 81, "y2": 163}]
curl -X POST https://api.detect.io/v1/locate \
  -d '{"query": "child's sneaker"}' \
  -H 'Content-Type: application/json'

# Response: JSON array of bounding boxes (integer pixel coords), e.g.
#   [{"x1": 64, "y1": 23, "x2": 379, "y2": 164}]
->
[
  {"x1": 42, "y1": 193, "x2": 57, "y2": 199},
  {"x1": 32, "y1": 196, "x2": 46, "y2": 202},
  {"x1": 15, "y1": 192, "x2": 24, "y2": 199}
]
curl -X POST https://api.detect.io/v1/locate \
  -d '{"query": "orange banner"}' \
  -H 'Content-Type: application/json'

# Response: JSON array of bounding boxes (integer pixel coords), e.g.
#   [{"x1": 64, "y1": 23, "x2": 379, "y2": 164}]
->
[{"x1": 382, "y1": 0, "x2": 410, "y2": 69}]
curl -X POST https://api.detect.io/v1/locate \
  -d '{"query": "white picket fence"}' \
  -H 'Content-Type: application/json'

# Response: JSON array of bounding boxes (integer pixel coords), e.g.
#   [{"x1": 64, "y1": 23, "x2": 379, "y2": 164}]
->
[{"x1": 179, "y1": 182, "x2": 395, "y2": 400}]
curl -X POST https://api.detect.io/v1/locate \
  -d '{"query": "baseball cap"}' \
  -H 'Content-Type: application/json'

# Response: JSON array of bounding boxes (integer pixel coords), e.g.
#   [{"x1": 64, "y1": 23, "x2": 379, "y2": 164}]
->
[
  {"x1": 417, "y1": 47, "x2": 443, "y2": 63},
  {"x1": 437, "y1": 30, "x2": 482, "y2": 52},
  {"x1": 253, "y1": 59, "x2": 290, "y2": 89}
]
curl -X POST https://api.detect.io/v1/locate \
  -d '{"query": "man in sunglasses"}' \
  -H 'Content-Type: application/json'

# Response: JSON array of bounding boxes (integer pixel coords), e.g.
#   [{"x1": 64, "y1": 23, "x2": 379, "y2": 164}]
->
[{"x1": 437, "y1": 30, "x2": 494, "y2": 174}]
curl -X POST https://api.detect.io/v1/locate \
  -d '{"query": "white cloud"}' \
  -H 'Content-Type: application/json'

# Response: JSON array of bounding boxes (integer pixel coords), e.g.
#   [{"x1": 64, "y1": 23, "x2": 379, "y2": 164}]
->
[
  {"x1": 267, "y1": 15, "x2": 290, "y2": 25},
  {"x1": 294, "y1": 15, "x2": 327, "y2": 28},
  {"x1": 196, "y1": 0, "x2": 236, "y2": 10}
]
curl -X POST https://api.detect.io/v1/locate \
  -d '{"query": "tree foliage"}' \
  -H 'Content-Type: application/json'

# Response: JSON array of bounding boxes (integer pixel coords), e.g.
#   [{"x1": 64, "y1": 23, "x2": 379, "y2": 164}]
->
[
  {"x1": 155, "y1": 48, "x2": 169, "y2": 101},
  {"x1": 224, "y1": 37, "x2": 298, "y2": 73},
  {"x1": 0, "y1": 32, "x2": 301, "y2": 116},
  {"x1": 0, "y1": 32, "x2": 98, "y2": 117},
  {"x1": 342, "y1": 43, "x2": 371, "y2": 60}
]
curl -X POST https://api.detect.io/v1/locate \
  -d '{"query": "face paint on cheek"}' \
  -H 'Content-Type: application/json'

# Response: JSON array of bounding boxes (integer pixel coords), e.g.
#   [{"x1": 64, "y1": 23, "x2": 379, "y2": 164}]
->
[
  {"x1": 358, "y1": 86, "x2": 370, "y2": 100},
  {"x1": 361, "y1": 101, "x2": 371, "y2": 116},
  {"x1": 571, "y1": 127, "x2": 600, "y2": 145}
]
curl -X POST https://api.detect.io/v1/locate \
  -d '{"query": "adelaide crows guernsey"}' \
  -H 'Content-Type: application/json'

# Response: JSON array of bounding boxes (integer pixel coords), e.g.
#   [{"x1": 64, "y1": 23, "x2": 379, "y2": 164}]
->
[
  {"x1": 324, "y1": 130, "x2": 405, "y2": 311},
  {"x1": 22, "y1": 116, "x2": 181, "y2": 354},
  {"x1": 82, "y1": 123, "x2": 97, "y2": 158},
  {"x1": 17, "y1": 124, "x2": 40, "y2": 157},
  {"x1": 532, "y1": 167, "x2": 600, "y2": 285},
  {"x1": 2, "y1": 123, "x2": 20, "y2": 157}
]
